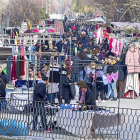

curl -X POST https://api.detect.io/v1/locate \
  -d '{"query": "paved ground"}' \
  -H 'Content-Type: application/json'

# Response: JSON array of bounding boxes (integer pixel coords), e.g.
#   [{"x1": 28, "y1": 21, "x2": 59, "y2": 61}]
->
[{"x1": 96, "y1": 97, "x2": 140, "y2": 109}]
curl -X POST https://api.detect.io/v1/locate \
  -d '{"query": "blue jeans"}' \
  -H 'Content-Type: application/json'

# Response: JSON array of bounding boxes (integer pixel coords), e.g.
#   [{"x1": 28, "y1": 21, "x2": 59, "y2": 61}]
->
[
  {"x1": 73, "y1": 73, "x2": 79, "y2": 83},
  {"x1": 106, "y1": 82, "x2": 117, "y2": 99},
  {"x1": 79, "y1": 71, "x2": 83, "y2": 81},
  {"x1": 0, "y1": 99, "x2": 6, "y2": 110},
  {"x1": 46, "y1": 93, "x2": 57, "y2": 103}
]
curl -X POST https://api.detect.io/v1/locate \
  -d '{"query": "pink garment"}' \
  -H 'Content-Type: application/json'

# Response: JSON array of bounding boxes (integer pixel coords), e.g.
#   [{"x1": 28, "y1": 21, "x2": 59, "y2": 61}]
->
[
  {"x1": 125, "y1": 43, "x2": 140, "y2": 73},
  {"x1": 21, "y1": 46, "x2": 25, "y2": 76},
  {"x1": 112, "y1": 71, "x2": 118, "y2": 82},
  {"x1": 48, "y1": 29, "x2": 55, "y2": 32},
  {"x1": 80, "y1": 89, "x2": 87, "y2": 102},
  {"x1": 109, "y1": 38, "x2": 113, "y2": 49},
  {"x1": 107, "y1": 74, "x2": 113, "y2": 84},
  {"x1": 111, "y1": 39, "x2": 117, "y2": 54},
  {"x1": 93, "y1": 32, "x2": 97, "y2": 38},
  {"x1": 118, "y1": 39, "x2": 123, "y2": 55},
  {"x1": 32, "y1": 29, "x2": 39, "y2": 33},
  {"x1": 55, "y1": 21, "x2": 64, "y2": 35},
  {"x1": 41, "y1": 20, "x2": 45, "y2": 27},
  {"x1": 107, "y1": 72, "x2": 118, "y2": 84},
  {"x1": 112, "y1": 39, "x2": 123, "y2": 55}
]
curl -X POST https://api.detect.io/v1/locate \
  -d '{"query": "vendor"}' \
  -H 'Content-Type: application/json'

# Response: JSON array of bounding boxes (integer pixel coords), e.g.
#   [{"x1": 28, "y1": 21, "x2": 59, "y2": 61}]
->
[{"x1": 78, "y1": 82, "x2": 96, "y2": 106}]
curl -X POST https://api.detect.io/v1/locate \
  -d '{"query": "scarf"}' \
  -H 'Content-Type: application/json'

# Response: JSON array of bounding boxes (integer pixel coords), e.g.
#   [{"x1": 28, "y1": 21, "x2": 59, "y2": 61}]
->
[{"x1": 80, "y1": 89, "x2": 87, "y2": 102}]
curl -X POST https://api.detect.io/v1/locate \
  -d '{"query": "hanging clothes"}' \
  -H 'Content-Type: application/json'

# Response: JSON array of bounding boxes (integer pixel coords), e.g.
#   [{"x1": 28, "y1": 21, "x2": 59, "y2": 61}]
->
[
  {"x1": 7, "y1": 56, "x2": 12, "y2": 82},
  {"x1": 49, "y1": 66, "x2": 60, "y2": 83},
  {"x1": 29, "y1": 46, "x2": 34, "y2": 63},
  {"x1": 125, "y1": 43, "x2": 140, "y2": 73},
  {"x1": 124, "y1": 73, "x2": 139, "y2": 97},
  {"x1": 15, "y1": 56, "x2": 20, "y2": 79},
  {"x1": 116, "y1": 39, "x2": 123, "y2": 55},
  {"x1": 23, "y1": 56, "x2": 29, "y2": 80},
  {"x1": 111, "y1": 39, "x2": 117, "y2": 54},
  {"x1": 11, "y1": 56, "x2": 16, "y2": 80},
  {"x1": 103, "y1": 29, "x2": 109, "y2": 40},
  {"x1": 97, "y1": 28, "x2": 103, "y2": 44},
  {"x1": 54, "y1": 21, "x2": 64, "y2": 36},
  {"x1": 96, "y1": 24, "x2": 99, "y2": 30},
  {"x1": 19, "y1": 56, "x2": 23, "y2": 76},
  {"x1": 109, "y1": 38, "x2": 113, "y2": 50},
  {"x1": 21, "y1": 46, "x2": 25, "y2": 76}
]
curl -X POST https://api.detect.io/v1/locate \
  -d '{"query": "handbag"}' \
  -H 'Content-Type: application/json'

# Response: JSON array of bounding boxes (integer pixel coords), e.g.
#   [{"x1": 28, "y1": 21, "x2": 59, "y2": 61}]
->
[
  {"x1": 70, "y1": 83, "x2": 76, "y2": 98},
  {"x1": 0, "y1": 77, "x2": 5, "y2": 85}
]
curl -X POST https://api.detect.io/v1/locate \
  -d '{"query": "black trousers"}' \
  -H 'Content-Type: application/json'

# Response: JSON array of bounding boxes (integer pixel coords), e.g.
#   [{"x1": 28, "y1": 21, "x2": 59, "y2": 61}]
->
[{"x1": 65, "y1": 99, "x2": 70, "y2": 104}]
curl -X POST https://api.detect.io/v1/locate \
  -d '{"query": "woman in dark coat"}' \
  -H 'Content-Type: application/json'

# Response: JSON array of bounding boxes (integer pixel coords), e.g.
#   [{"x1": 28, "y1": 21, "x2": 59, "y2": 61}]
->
[
  {"x1": 62, "y1": 71, "x2": 75, "y2": 104},
  {"x1": 0, "y1": 67, "x2": 8, "y2": 110},
  {"x1": 0, "y1": 67, "x2": 7, "y2": 98},
  {"x1": 78, "y1": 82, "x2": 96, "y2": 107}
]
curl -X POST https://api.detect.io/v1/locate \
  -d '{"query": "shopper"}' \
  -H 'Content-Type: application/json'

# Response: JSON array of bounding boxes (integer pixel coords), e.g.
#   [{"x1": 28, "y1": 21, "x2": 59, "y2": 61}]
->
[
  {"x1": 62, "y1": 71, "x2": 75, "y2": 104},
  {"x1": 33, "y1": 76, "x2": 50, "y2": 132},
  {"x1": 116, "y1": 55, "x2": 124, "y2": 98},
  {"x1": 105, "y1": 56, "x2": 118, "y2": 101},
  {"x1": 78, "y1": 82, "x2": 96, "y2": 107},
  {"x1": 0, "y1": 66, "x2": 8, "y2": 110}
]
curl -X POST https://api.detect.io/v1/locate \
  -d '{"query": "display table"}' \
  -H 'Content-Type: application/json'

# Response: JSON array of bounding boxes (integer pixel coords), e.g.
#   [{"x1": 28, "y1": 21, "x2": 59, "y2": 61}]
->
[
  {"x1": 56, "y1": 109, "x2": 123, "y2": 138},
  {"x1": 5, "y1": 91, "x2": 33, "y2": 111}
]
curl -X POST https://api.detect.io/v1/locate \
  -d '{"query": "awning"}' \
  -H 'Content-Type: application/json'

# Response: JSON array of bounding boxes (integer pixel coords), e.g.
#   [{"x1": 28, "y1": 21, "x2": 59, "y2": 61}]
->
[{"x1": 111, "y1": 22, "x2": 140, "y2": 30}]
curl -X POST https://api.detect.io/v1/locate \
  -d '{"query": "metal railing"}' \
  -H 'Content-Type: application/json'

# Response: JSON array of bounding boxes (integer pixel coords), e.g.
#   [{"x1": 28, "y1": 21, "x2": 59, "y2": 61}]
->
[
  {"x1": 0, "y1": 98, "x2": 139, "y2": 140},
  {"x1": 0, "y1": 55, "x2": 140, "y2": 139}
]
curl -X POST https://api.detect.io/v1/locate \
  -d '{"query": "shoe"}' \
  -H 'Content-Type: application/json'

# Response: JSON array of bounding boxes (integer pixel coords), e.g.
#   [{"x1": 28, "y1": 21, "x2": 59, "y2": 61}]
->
[
  {"x1": 32, "y1": 129, "x2": 37, "y2": 132},
  {"x1": 111, "y1": 98, "x2": 117, "y2": 101},
  {"x1": 46, "y1": 128, "x2": 51, "y2": 132},
  {"x1": 101, "y1": 100, "x2": 106, "y2": 103},
  {"x1": 96, "y1": 100, "x2": 98, "y2": 103},
  {"x1": 104, "y1": 97, "x2": 109, "y2": 100}
]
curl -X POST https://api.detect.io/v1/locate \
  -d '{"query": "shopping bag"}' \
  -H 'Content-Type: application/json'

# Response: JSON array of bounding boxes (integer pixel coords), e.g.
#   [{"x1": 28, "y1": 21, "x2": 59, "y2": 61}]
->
[{"x1": 70, "y1": 83, "x2": 76, "y2": 98}]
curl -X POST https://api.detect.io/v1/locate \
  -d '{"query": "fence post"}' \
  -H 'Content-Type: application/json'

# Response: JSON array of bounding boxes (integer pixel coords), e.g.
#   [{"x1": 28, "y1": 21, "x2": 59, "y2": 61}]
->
[{"x1": 1, "y1": 14, "x2": 4, "y2": 35}]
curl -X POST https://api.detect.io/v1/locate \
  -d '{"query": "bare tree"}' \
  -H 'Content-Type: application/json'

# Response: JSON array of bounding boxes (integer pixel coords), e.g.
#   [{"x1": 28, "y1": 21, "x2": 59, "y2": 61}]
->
[{"x1": 5, "y1": 0, "x2": 42, "y2": 26}]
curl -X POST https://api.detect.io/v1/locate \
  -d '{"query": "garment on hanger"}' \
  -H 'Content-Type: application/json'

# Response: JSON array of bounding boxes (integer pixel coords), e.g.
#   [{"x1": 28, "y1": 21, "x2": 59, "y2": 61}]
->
[
  {"x1": 124, "y1": 73, "x2": 139, "y2": 97},
  {"x1": 49, "y1": 65, "x2": 60, "y2": 83},
  {"x1": 11, "y1": 56, "x2": 16, "y2": 80},
  {"x1": 125, "y1": 43, "x2": 140, "y2": 73},
  {"x1": 15, "y1": 56, "x2": 20, "y2": 79},
  {"x1": 97, "y1": 28, "x2": 103, "y2": 44},
  {"x1": 7, "y1": 55, "x2": 12, "y2": 82},
  {"x1": 23, "y1": 56, "x2": 29, "y2": 80},
  {"x1": 109, "y1": 38, "x2": 113, "y2": 50},
  {"x1": 29, "y1": 46, "x2": 34, "y2": 63}
]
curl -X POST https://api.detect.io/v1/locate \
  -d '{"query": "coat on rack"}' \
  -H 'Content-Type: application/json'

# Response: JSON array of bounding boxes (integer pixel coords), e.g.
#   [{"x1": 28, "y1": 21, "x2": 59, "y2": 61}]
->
[
  {"x1": 125, "y1": 43, "x2": 140, "y2": 73},
  {"x1": 7, "y1": 56, "x2": 12, "y2": 82}
]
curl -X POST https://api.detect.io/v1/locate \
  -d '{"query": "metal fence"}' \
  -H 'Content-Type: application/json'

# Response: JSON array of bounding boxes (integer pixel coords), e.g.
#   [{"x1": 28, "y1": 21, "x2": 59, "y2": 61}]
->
[
  {"x1": 0, "y1": 98, "x2": 140, "y2": 140},
  {"x1": 0, "y1": 54, "x2": 140, "y2": 139}
]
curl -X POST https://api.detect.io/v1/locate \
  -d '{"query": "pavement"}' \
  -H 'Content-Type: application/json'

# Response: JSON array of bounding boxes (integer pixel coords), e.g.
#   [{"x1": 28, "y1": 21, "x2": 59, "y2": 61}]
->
[{"x1": 96, "y1": 97, "x2": 140, "y2": 109}]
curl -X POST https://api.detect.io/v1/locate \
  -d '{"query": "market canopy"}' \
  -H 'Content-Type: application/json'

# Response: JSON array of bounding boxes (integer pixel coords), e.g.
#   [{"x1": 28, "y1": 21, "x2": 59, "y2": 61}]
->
[
  {"x1": 111, "y1": 22, "x2": 140, "y2": 30},
  {"x1": 86, "y1": 17, "x2": 106, "y2": 23},
  {"x1": 49, "y1": 14, "x2": 64, "y2": 20}
]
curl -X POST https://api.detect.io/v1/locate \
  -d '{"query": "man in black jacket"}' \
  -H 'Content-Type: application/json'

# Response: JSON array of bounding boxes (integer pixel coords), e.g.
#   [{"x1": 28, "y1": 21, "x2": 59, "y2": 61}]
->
[
  {"x1": 0, "y1": 66, "x2": 7, "y2": 110},
  {"x1": 33, "y1": 76, "x2": 50, "y2": 132}
]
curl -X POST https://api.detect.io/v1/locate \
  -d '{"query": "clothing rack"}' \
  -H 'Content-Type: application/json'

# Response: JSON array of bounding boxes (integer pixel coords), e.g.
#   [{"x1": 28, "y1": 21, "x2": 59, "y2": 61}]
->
[{"x1": 0, "y1": 38, "x2": 62, "y2": 41}]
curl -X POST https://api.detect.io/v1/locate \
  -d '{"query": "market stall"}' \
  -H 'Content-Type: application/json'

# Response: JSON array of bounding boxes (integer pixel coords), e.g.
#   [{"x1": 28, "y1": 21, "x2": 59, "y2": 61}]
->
[{"x1": 56, "y1": 109, "x2": 123, "y2": 138}]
